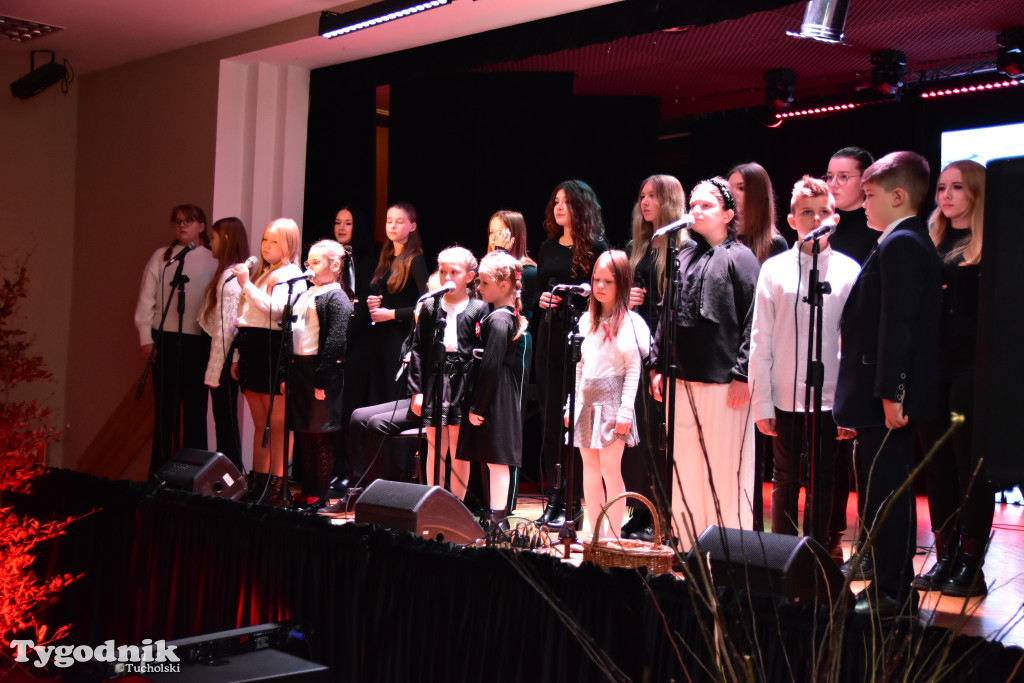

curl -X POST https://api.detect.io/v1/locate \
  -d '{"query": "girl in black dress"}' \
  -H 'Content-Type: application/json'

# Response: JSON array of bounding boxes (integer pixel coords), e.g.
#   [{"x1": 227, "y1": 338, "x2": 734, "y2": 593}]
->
[
  {"x1": 367, "y1": 202, "x2": 429, "y2": 404},
  {"x1": 409, "y1": 246, "x2": 488, "y2": 501},
  {"x1": 622, "y1": 174, "x2": 687, "y2": 539},
  {"x1": 912, "y1": 159, "x2": 991, "y2": 597},
  {"x1": 535, "y1": 180, "x2": 608, "y2": 527},
  {"x1": 288, "y1": 239, "x2": 354, "y2": 510},
  {"x1": 727, "y1": 162, "x2": 788, "y2": 264},
  {"x1": 457, "y1": 251, "x2": 529, "y2": 533},
  {"x1": 728, "y1": 162, "x2": 788, "y2": 529}
]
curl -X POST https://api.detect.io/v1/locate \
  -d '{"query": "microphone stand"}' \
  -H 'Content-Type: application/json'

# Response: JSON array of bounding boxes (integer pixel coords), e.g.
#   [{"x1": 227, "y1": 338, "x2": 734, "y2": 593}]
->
[
  {"x1": 430, "y1": 299, "x2": 448, "y2": 491},
  {"x1": 136, "y1": 256, "x2": 190, "y2": 465},
  {"x1": 800, "y1": 239, "x2": 830, "y2": 540},
  {"x1": 660, "y1": 238, "x2": 682, "y2": 542},
  {"x1": 266, "y1": 279, "x2": 303, "y2": 506},
  {"x1": 559, "y1": 291, "x2": 585, "y2": 556}
]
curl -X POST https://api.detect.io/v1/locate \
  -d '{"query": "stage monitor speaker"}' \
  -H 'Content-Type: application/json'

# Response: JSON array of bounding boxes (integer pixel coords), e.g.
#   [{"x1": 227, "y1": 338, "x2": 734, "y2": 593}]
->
[
  {"x1": 689, "y1": 526, "x2": 850, "y2": 606},
  {"x1": 147, "y1": 647, "x2": 329, "y2": 682},
  {"x1": 354, "y1": 479, "x2": 484, "y2": 544},
  {"x1": 157, "y1": 448, "x2": 247, "y2": 500},
  {"x1": 975, "y1": 155, "x2": 1024, "y2": 489}
]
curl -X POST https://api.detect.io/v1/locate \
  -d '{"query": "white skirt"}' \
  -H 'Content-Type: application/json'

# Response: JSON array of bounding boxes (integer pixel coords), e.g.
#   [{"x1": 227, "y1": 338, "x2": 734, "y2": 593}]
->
[{"x1": 669, "y1": 380, "x2": 755, "y2": 551}]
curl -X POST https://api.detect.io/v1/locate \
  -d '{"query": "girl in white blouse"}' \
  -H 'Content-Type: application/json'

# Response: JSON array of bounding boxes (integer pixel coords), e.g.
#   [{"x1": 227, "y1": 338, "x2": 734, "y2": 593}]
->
[
  {"x1": 231, "y1": 218, "x2": 304, "y2": 505},
  {"x1": 567, "y1": 250, "x2": 651, "y2": 539}
]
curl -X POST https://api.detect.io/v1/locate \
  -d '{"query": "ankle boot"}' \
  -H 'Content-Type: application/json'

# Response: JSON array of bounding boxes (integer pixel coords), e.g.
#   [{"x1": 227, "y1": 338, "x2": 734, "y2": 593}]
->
[
  {"x1": 913, "y1": 531, "x2": 956, "y2": 590},
  {"x1": 241, "y1": 472, "x2": 267, "y2": 503},
  {"x1": 544, "y1": 497, "x2": 584, "y2": 530},
  {"x1": 942, "y1": 537, "x2": 988, "y2": 597},
  {"x1": 258, "y1": 475, "x2": 284, "y2": 507},
  {"x1": 535, "y1": 489, "x2": 564, "y2": 526},
  {"x1": 825, "y1": 532, "x2": 845, "y2": 565}
]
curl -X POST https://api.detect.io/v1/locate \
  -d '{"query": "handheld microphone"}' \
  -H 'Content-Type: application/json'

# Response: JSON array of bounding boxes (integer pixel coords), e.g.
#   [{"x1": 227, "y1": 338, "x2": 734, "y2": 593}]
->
[
  {"x1": 801, "y1": 217, "x2": 838, "y2": 243},
  {"x1": 652, "y1": 214, "x2": 695, "y2": 239},
  {"x1": 552, "y1": 282, "x2": 591, "y2": 297},
  {"x1": 369, "y1": 281, "x2": 381, "y2": 326},
  {"x1": 274, "y1": 270, "x2": 314, "y2": 286},
  {"x1": 225, "y1": 255, "x2": 259, "y2": 282},
  {"x1": 164, "y1": 242, "x2": 197, "y2": 267},
  {"x1": 417, "y1": 280, "x2": 455, "y2": 301}
]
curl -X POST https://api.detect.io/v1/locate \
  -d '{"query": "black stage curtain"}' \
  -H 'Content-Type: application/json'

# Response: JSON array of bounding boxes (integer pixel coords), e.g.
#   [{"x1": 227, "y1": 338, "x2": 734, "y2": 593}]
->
[{"x1": 12, "y1": 469, "x2": 1023, "y2": 682}]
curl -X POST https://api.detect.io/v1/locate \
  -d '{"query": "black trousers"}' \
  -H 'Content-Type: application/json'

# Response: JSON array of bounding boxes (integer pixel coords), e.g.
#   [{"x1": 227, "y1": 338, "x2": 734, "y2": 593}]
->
[
  {"x1": 920, "y1": 368, "x2": 992, "y2": 541},
  {"x1": 770, "y1": 408, "x2": 839, "y2": 544},
  {"x1": 150, "y1": 331, "x2": 210, "y2": 473},
  {"x1": 209, "y1": 358, "x2": 242, "y2": 472},
  {"x1": 854, "y1": 424, "x2": 917, "y2": 598},
  {"x1": 348, "y1": 399, "x2": 418, "y2": 487},
  {"x1": 534, "y1": 313, "x2": 582, "y2": 499}
]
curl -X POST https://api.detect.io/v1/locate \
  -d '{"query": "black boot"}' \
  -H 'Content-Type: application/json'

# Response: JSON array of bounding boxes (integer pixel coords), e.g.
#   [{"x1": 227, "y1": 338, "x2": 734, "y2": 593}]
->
[
  {"x1": 258, "y1": 475, "x2": 284, "y2": 506},
  {"x1": 912, "y1": 531, "x2": 956, "y2": 591},
  {"x1": 544, "y1": 497, "x2": 583, "y2": 530},
  {"x1": 942, "y1": 537, "x2": 988, "y2": 597},
  {"x1": 535, "y1": 489, "x2": 564, "y2": 526},
  {"x1": 840, "y1": 548, "x2": 874, "y2": 581},
  {"x1": 825, "y1": 532, "x2": 845, "y2": 565},
  {"x1": 241, "y1": 472, "x2": 267, "y2": 503},
  {"x1": 621, "y1": 506, "x2": 654, "y2": 541}
]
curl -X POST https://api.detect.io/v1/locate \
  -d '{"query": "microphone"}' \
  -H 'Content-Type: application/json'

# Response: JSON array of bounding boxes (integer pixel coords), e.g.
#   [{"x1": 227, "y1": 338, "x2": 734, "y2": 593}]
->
[
  {"x1": 652, "y1": 214, "x2": 695, "y2": 239},
  {"x1": 552, "y1": 282, "x2": 591, "y2": 297},
  {"x1": 274, "y1": 270, "x2": 314, "y2": 286},
  {"x1": 801, "y1": 217, "x2": 838, "y2": 243},
  {"x1": 416, "y1": 280, "x2": 455, "y2": 302},
  {"x1": 225, "y1": 256, "x2": 259, "y2": 282},
  {"x1": 164, "y1": 242, "x2": 197, "y2": 267},
  {"x1": 369, "y1": 281, "x2": 381, "y2": 326}
]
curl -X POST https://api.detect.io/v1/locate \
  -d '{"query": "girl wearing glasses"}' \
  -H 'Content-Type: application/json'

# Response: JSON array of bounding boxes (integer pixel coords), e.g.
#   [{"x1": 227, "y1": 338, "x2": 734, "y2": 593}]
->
[
  {"x1": 134, "y1": 204, "x2": 218, "y2": 473},
  {"x1": 286, "y1": 240, "x2": 354, "y2": 510},
  {"x1": 824, "y1": 146, "x2": 877, "y2": 266}
]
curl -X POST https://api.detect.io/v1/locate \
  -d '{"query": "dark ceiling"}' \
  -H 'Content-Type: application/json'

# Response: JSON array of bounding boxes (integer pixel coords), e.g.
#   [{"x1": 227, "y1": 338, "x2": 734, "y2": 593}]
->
[{"x1": 478, "y1": 0, "x2": 1023, "y2": 125}]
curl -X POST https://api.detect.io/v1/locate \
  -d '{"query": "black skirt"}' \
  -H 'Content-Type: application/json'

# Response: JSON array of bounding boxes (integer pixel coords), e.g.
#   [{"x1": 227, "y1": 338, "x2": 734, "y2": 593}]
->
[{"x1": 237, "y1": 327, "x2": 286, "y2": 395}]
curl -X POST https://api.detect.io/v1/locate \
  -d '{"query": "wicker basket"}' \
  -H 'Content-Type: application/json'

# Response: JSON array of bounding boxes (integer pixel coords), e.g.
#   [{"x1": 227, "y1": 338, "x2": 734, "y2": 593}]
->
[{"x1": 582, "y1": 492, "x2": 674, "y2": 574}]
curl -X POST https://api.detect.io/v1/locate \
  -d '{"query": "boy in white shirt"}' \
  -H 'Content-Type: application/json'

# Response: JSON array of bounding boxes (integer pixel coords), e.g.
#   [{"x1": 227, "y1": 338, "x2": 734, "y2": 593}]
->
[{"x1": 749, "y1": 176, "x2": 860, "y2": 556}]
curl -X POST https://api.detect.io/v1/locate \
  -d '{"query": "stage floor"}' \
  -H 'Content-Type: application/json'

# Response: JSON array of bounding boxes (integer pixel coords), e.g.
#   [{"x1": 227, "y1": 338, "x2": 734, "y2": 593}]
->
[{"x1": 321, "y1": 484, "x2": 1024, "y2": 649}]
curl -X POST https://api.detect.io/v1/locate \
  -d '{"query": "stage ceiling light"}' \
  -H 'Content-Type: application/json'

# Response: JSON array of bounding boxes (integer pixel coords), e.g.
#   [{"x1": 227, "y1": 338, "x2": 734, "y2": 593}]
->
[
  {"x1": 320, "y1": 0, "x2": 453, "y2": 39},
  {"x1": 764, "y1": 68, "x2": 797, "y2": 113},
  {"x1": 997, "y1": 27, "x2": 1024, "y2": 79},
  {"x1": 0, "y1": 15, "x2": 63, "y2": 43},
  {"x1": 919, "y1": 78, "x2": 1020, "y2": 99},
  {"x1": 870, "y1": 49, "x2": 906, "y2": 97},
  {"x1": 786, "y1": 0, "x2": 850, "y2": 44},
  {"x1": 10, "y1": 50, "x2": 67, "y2": 100}
]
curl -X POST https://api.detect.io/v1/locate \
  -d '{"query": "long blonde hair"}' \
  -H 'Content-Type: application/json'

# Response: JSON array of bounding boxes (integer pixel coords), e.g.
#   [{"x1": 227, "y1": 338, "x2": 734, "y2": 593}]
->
[
  {"x1": 929, "y1": 159, "x2": 985, "y2": 266},
  {"x1": 629, "y1": 174, "x2": 686, "y2": 297},
  {"x1": 252, "y1": 218, "x2": 302, "y2": 285}
]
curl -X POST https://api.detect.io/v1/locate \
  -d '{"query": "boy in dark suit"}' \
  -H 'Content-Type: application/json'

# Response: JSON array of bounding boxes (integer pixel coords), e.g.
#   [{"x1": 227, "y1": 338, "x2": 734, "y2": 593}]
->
[{"x1": 834, "y1": 151, "x2": 941, "y2": 618}]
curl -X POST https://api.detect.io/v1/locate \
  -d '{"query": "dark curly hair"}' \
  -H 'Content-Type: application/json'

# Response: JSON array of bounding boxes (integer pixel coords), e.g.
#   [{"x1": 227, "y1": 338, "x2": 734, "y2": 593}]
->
[{"x1": 542, "y1": 179, "x2": 605, "y2": 279}]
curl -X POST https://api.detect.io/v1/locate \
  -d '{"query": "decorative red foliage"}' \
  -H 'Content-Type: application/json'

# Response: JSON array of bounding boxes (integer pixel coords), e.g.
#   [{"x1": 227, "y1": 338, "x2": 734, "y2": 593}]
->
[{"x1": 0, "y1": 262, "x2": 77, "y2": 677}]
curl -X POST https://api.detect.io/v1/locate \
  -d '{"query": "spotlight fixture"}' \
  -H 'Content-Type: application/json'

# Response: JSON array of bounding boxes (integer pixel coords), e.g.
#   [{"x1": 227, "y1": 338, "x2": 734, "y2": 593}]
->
[
  {"x1": 786, "y1": 0, "x2": 850, "y2": 44},
  {"x1": 320, "y1": 0, "x2": 453, "y2": 39},
  {"x1": 10, "y1": 50, "x2": 67, "y2": 100},
  {"x1": 920, "y1": 78, "x2": 1021, "y2": 99},
  {"x1": 764, "y1": 68, "x2": 797, "y2": 113},
  {"x1": 997, "y1": 27, "x2": 1024, "y2": 79},
  {"x1": 870, "y1": 50, "x2": 906, "y2": 97}
]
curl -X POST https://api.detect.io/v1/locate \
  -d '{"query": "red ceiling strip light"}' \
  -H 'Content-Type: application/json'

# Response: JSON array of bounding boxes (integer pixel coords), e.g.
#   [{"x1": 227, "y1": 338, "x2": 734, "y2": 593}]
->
[
  {"x1": 775, "y1": 102, "x2": 860, "y2": 119},
  {"x1": 920, "y1": 79, "x2": 1020, "y2": 99}
]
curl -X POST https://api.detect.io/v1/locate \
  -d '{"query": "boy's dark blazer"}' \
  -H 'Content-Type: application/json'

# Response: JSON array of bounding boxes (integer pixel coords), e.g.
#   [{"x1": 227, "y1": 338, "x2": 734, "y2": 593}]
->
[{"x1": 833, "y1": 215, "x2": 942, "y2": 428}]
